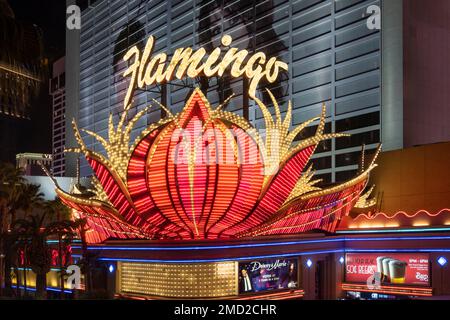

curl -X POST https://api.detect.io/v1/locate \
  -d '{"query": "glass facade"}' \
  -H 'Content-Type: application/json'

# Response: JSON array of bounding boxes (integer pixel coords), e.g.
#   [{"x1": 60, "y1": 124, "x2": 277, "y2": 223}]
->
[{"x1": 78, "y1": 0, "x2": 381, "y2": 182}]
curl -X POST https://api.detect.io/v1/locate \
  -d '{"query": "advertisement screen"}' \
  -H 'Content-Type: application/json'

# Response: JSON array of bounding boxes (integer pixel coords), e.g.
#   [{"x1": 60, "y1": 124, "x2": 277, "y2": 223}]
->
[
  {"x1": 345, "y1": 253, "x2": 430, "y2": 286},
  {"x1": 238, "y1": 259, "x2": 298, "y2": 294}
]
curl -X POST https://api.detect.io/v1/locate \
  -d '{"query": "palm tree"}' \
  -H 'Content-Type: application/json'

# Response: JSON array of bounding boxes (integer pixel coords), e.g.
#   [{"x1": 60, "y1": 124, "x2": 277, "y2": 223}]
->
[
  {"x1": 41, "y1": 199, "x2": 72, "y2": 298},
  {"x1": 0, "y1": 163, "x2": 44, "y2": 297},
  {"x1": 9, "y1": 184, "x2": 44, "y2": 225},
  {"x1": 0, "y1": 162, "x2": 26, "y2": 296},
  {"x1": 11, "y1": 184, "x2": 44, "y2": 297},
  {"x1": 12, "y1": 204, "x2": 79, "y2": 300}
]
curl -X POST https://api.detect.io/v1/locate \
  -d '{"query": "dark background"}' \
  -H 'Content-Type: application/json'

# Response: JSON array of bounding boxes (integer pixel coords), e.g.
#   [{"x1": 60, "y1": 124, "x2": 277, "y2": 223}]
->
[{"x1": 6, "y1": 0, "x2": 66, "y2": 158}]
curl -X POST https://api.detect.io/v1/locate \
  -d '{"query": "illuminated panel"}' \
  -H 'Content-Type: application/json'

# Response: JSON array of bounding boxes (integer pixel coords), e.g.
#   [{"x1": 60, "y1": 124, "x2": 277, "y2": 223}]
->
[
  {"x1": 148, "y1": 123, "x2": 193, "y2": 238},
  {"x1": 207, "y1": 125, "x2": 264, "y2": 237},
  {"x1": 118, "y1": 262, "x2": 237, "y2": 298},
  {"x1": 168, "y1": 94, "x2": 241, "y2": 238},
  {"x1": 173, "y1": 105, "x2": 212, "y2": 237},
  {"x1": 201, "y1": 123, "x2": 239, "y2": 236},
  {"x1": 127, "y1": 127, "x2": 186, "y2": 239}
]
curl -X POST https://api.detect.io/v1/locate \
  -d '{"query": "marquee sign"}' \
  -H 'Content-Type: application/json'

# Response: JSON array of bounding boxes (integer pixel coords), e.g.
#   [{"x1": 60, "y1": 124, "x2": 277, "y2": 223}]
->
[
  {"x1": 238, "y1": 259, "x2": 298, "y2": 293},
  {"x1": 345, "y1": 253, "x2": 430, "y2": 286},
  {"x1": 53, "y1": 35, "x2": 379, "y2": 242}
]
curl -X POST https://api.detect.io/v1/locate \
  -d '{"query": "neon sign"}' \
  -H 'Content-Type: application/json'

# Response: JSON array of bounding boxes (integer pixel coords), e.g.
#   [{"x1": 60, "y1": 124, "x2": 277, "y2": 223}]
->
[{"x1": 122, "y1": 35, "x2": 288, "y2": 109}]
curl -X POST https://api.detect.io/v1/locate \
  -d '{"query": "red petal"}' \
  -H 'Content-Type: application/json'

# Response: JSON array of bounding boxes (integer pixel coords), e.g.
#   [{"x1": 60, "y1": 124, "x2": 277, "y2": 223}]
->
[{"x1": 221, "y1": 145, "x2": 315, "y2": 236}]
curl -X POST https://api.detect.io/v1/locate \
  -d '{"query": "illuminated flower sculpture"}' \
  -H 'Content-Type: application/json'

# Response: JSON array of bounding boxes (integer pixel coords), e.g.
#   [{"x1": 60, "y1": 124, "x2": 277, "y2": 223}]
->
[{"x1": 55, "y1": 88, "x2": 379, "y2": 243}]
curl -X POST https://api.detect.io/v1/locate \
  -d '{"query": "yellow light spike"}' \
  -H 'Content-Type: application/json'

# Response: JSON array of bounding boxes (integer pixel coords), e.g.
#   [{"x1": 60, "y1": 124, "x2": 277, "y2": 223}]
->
[
  {"x1": 266, "y1": 89, "x2": 281, "y2": 126},
  {"x1": 283, "y1": 132, "x2": 347, "y2": 164},
  {"x1": 64, "y1": 147, "x2": 81, "y2": 154},
  {"x1": 214, "y1": 109, "x2": 266, "y2": 160},
  {"x1": 309, "y1": 179, "x2": 323, "y2": 187},
  {"x1": 354, "y1": 185, "x2": 377, "y2": 209},
  {"x1": 118, "y1": 103, "x2": 129, "y2": 130},
  {"x1": 300, "y1": 164, "x2": 377, "y2": 201},
  {"x1": 152, "y1": 98, "x2": 175, "y2": 119},
  {"x1": 369, "y1": 143, "x2": 383, "y2": 167},
  {"x1": 81, "y1": 129, "x2": 109, "y2": 150},
  {"x1": 72, "y1": 119, "x2": 87, "y2": 150},
  {"x1": 108, "y1": 113, "x2": 115, "y2": 144},
  {"x1": 320, "y1": 132, "x2": 350, "y2": 140},
  {"x1": 282, "y1": 100, "x2": 292, "y2": 129},
  {"x1": 125, "y1": 105, "x2": 151, "y2": 137},
  {"x1": 91, "y1": 176, "x2": 111, "y2": 204},
  {"x1": 285, "y1": 116, "x2": 320, "y2": 147},
  {"x1": 284, "y1": 164, "x2": 323, "y2": 203},
  {"x1": 129, "y1": 118, "x2": 172, "y2": 154},
  {"x1": 253, "y1": 95, "x2": 274, "y2": 130},
  {"x1": 213, "y1": 93, "x2": 235, "y2": 113},
  {"x1": 315, "y1": 103, "x2": 327, "y2": 137}
]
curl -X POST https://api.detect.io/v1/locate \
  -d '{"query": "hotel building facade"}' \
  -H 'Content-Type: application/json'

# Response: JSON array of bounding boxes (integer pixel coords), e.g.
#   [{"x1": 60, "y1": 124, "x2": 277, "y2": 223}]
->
[
  {"x1": 69, "y1": 0, "x2": 390, "y2": 183},
  {"x1": 58, "y1": 0, "x2": 450, "y2": 300}
]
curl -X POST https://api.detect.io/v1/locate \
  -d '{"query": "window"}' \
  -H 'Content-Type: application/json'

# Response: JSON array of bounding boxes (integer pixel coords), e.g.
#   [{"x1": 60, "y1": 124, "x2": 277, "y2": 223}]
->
[
  {"x1": 336, "y1": 149, "x2": 377, "y2": 168},
  {"x1": 314, "y1": 173, "x2": 332, "y2": 185},
  {"x1": 309, "y1": 156, "x2": 331, "y2": 170},
  {"x1": 336, "y1": 112, "x2": 379, "y2": 132},
  {"x1": 335, "y1": 170, "x2": 358, "y2": 183}
]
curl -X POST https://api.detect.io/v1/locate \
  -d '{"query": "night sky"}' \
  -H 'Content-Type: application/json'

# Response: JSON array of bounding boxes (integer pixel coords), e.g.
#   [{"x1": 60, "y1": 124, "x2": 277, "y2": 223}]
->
[
  {"x1": 9, "y1": 0, "x2": 66, "y2": 59},
  {"x1": 8, "y1": 0, "x2": 66, "y2": 156}
]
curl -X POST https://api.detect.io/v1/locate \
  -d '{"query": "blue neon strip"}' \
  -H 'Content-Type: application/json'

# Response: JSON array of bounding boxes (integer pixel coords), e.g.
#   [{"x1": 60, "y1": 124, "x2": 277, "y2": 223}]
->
[
  {"x1": 71, "y1": 238, "x2": 343, "y2": 251},
  {"x1": 74, "y1": 247, "x2": 450, "y2": 263},
  {"x1": 95, "y1": 249, "x2": 344, "y2": 263},
  {"x1": 346, "y1": 236, "x2": 450, "y2": 241},
  {"x1": 336, "y1": 227, "x2": 450, "y2": 234},
  {"x1": 11, "y1": 285, "x2": 73, "y2": 294},
  {"x1": 346, "y1": 248, "x2": 450, "y2": 253},
  {"x1": 70, "y1": 235, "x2": 450, "y2": 252},
  {"x1": 46, "y1": 240, "x2": 81, "y2": 244}
]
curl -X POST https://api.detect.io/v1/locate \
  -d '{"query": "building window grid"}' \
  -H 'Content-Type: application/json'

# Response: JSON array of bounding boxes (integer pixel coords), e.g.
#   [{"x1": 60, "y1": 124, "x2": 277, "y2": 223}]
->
[{"x1": 78, "y1": 0, "x2": 381, "y2": 179}]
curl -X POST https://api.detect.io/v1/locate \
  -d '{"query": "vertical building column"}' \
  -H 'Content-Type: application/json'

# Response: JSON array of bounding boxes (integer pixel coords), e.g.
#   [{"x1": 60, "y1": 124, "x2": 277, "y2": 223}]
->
[
  {"x1": 65, "y1": 0, "x2": 81, "y2": 177},
  {"x1": 301, "y1": 256, "x2": 316, "y2": 300},
  {"x1": 106, "y1": 262, "x2": 118, "y2": 299},
  {"x1": 381, "y1": 0, "x2": 404, "y2": 151},
  {"x1": 333, "y1": 252, "x2": 345, "y2": 299}
]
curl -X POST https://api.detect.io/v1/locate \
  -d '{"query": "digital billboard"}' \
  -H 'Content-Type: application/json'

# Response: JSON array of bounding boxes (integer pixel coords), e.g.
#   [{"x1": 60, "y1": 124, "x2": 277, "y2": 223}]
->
[
  {"x1": 238, "y1": 259, "x2": 298, "y2": 294},
  {"x1": 345, "y1": 253, "x2": 430, "y2": 286}
]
